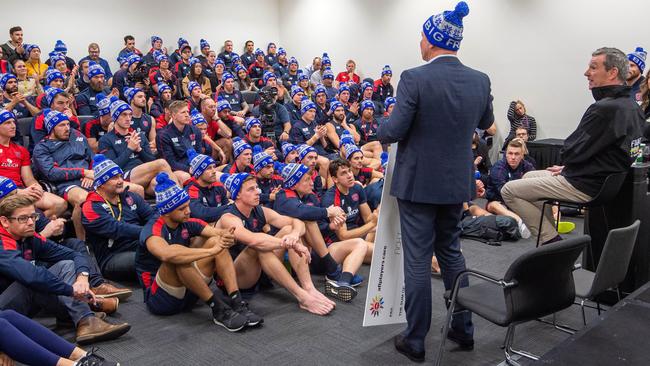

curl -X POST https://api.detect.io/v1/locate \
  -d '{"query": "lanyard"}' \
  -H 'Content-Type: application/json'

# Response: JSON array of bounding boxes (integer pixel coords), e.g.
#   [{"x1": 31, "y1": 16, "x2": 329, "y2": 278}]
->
[{"x1": 100, "y1": 195, "x2": 122, "y2": 221}]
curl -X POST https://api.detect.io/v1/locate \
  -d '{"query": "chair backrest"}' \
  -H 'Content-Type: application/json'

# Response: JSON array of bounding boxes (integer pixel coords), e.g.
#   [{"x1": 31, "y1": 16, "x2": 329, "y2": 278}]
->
[
  {"x1": 589, "y1": 171, "x2": 628, "y2": 206},
  {"x1": 504, "y1": 235, "x2": 589, "y2": 323},
  {"x1": 241, "y1": 91, "x2": 258, "y2": 105},
  {"x1": 587, "y1": 220, "x2": 641, "y2": 298},
  {"x1": 16, "y1": 117, "x2": 32, "y2": 147}
]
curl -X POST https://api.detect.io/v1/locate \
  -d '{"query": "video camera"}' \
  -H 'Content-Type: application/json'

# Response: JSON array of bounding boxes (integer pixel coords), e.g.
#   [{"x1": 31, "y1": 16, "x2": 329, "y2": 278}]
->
[{"x1": 258, "y1": 86, "x2": 278, "y2": 139}]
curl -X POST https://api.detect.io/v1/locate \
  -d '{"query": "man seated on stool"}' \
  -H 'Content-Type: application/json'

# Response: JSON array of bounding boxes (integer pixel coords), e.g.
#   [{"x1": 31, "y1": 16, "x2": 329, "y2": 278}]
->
[{"x1": 502, "y1": 47, "x2": 645, "y2": 245}]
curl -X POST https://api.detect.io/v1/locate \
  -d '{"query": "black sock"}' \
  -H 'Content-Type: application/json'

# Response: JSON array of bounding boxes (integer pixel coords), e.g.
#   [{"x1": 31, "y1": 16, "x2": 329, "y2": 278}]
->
[
  {"x1": 340, "y1": 272, "x2": 353, "y2": 285},
  {"x1": 322, "y1": 253, "x2": 339, "y2": 274},
  {"x1": 229, "y1": 290, "x2": 242, "y2": 302},
  {"x1": 206, "y1": 295, "x2": 217, "y2": 310}
]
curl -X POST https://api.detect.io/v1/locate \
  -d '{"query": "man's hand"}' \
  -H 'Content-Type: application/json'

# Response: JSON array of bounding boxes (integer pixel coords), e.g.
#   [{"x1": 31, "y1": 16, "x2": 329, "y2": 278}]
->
[
  {"x1": 326, "y1": 205, "x2": 345, "y2": 218},
  {"x1": 234, "y1": 110, "x2": 246, "y2": 117},
  {"x1": 264, "y1": 146, "x2": 277, "y2": 160},
  {"x1": 476, "y1": 179, "x2": 486, "y2": 198},
  {"x1": 127, "y1": 132, "x2": 142, "y2": 152},
  {"x1": 315, "y1": 125, "x2": 328, "y2": 139},
  {"x1": 17, "y1": 185, "x2": 42, "y2": 201},
  {"x1": 329, "y1": 214, "x2": 346, "y2": 230},
  {"x1": 40, "y1": 217, "x2": 66, "y2": 238},
  {"x1": 349, "y1": 102, "x2": 359, "y2": 115},
  {"x1": 281, "y1": 233, "x2": 300, "y2": 250},
  {"x1": 80, "y1": 177, "x2": 94, "y2": 189},
  {"x1": 232, "y1": 116, "x2": 245, "y2": 126},
  {"x1": 110, "y1": 88, "x2": 120, "y2": 98},
  {"x1": 269, "y1": 186, "x2": 282, "y2": 201},
  {"x1": 70, "y1": 65, "x2": 79, "y2": 78},
  {"x1": 474, "y1": 156, "x2": 483, "y2": 166},
  {"x1": 291, "y1": 242, "x2": 311, "y2": 263},
  {"x1": 83, "y1": 169, "x2": 94, "y2": 180},
  {"x1": 72, "y1": 275, "x2": 96, "y2": 303},
  {"x1": 279, "y1": 131, "x2": 289, "y2": 142},
  {"x1": 546, "y1": 165, "x2": 564, "y2": 176},
  {"x1": 0, "y1": 352, "x2": 14, "y2": 366},
  {"x1": 213, "y1": 227, "x2": 236, "y2": 250}
]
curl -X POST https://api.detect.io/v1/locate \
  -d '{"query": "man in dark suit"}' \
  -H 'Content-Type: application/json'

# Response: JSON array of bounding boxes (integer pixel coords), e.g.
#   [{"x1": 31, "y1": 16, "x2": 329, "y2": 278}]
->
[{"x1": 378, "y1": 2, "x2": 494, "y2": 362}]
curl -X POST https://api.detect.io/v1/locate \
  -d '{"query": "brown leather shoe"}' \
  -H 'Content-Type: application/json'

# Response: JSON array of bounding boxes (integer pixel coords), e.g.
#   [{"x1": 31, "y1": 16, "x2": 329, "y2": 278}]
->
[
  {"x1": 90, "y1": 297, "x2": 119, "y2": 315},
  {"x1": 92, "y1": 282, "x2": 133, "y2": 301},
  {"x1": 57, "y1": 312, "x2": 106, "y2": 328},
  {"x1": 76, "y1": 315, "x2": 131, "y2": 345}
]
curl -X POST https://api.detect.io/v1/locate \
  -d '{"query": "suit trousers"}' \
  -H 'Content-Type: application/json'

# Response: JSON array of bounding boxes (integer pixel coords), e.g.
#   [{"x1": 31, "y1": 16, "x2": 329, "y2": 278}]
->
[{"x1": 397, "y1": 199, "x2": 474, "y2": 352}]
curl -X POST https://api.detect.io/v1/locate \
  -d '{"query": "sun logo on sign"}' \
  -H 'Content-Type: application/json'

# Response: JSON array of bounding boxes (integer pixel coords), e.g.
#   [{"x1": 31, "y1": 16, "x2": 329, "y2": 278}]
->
[{"x1": 369, "y1": 295, "x2": 384, "y2": 317}]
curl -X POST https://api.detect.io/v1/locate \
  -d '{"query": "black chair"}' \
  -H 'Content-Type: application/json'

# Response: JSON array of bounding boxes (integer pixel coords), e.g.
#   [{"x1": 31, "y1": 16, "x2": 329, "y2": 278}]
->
[
  {"x1": 573, "y1": 220, "x2": 640, "y2": 325},
  {"x1": 16, "y1": 117, "x2": 32, "y2": 148},
  {"x1": 77, "y1": 115, "x2": 95, "y2": 130},
  {"x1": 435, "y1": 236, "x2": 589, "y2": 366},
  {"x1": 241, "y1": 91, "x2": 258, "y2": 105},
  {"x1": 535, "y1": 171, "x2": 628, "y2": 247}
]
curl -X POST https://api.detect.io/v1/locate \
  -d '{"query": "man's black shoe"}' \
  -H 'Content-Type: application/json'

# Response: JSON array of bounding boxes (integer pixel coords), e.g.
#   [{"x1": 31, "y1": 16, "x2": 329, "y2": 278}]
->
[
  {"x1": 231, "y1": 296, "x2": 264, "y2": 326},
  {"x1": 394, "y1": 334, "x2": 425, "y2": 363},
  {"x1": 446, "y1": 329, "x2": 474, "y2": 351}
]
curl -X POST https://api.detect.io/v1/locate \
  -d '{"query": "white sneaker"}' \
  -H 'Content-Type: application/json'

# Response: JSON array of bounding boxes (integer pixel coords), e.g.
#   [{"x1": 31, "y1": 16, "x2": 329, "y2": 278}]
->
[{"x1": 518, "y1": 220, "x2": 531, "y2": 239}]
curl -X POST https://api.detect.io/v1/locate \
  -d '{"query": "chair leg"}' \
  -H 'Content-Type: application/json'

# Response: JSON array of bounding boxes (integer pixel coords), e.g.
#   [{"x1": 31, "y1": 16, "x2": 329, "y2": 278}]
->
[
  {"x1": 580, "y1": 299, "x2": 587, "y2": 326},
  {"x1": 555, "y1": 203, "x2": 561, "y2": 232},
  {"x1": 434, "y1": 301, "x2": 455, "y2": 366},
  {"x1": 504, "y1": 324, "x2": 540, "y2": 364},
  {"x1": 596, "y1": 302, "x2": 602, "y2": 316},
  {"x1": 536, "y1": 314, "x2": 576, "y2": 334},
  {"x1": 616, "y1": 287, "x2": 622, "y2": 302},
  {"x1": 536, "y1": 201, "x2": 547, "y2": 247}
]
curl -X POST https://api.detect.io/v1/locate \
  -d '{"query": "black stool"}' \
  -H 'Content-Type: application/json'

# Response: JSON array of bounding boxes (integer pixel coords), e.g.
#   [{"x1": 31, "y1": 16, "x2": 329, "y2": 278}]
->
[{"x1": 535, "y1": 171, "x2": 628, "y2": 247}]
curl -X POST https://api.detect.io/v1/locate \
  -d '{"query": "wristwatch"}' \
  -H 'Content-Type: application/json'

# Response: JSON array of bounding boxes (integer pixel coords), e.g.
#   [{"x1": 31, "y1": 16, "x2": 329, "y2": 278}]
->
[{"x1": 78, "y1": 271, "x2": 89, "y2": 277}]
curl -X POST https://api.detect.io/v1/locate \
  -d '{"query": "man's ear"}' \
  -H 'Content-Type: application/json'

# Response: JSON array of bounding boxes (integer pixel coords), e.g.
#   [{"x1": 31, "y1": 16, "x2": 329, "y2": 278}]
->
[{"x1": 0, "y1": 216, "x2": 9, "y2": 229}]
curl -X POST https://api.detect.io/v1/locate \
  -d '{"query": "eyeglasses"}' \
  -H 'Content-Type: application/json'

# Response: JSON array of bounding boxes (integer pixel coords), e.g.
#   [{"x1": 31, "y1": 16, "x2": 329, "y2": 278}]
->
[{"x1": 7, "y1": 213, "x2": 39, "y2": 224}]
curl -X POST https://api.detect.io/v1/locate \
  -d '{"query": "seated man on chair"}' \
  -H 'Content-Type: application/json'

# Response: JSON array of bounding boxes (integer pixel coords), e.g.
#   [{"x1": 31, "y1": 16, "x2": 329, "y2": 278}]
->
[
  {"x1": 485, "y1": 139, "x2": 534, "y2": 238},
  {"x1": 502, "y1": 47, "x2": 645, "y2": 245},
  {"x1": 216, "y1": 172, "x2": 336, "y2": 314},
  {"x1": 136, "y1": 172, "x2": 260, "y2": 331}
]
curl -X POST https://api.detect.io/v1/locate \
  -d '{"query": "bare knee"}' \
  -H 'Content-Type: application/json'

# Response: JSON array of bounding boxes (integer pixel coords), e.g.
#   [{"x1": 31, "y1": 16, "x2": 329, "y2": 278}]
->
[{"x1": 154, "y1": 159, "x2": 171, "y2": 171}]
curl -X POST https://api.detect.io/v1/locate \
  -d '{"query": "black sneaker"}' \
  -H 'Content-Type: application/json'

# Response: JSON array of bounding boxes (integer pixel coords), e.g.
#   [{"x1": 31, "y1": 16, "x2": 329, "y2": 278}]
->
[
  {"x1": 324, "y1": 279, "x2": 357, "y2": 302},
  {"x1": 76, "y1": 348, "x2": 120, "y2": 366},
  {"x1": 212, "y1": 305, "x2": 247, "y2": 332},
  {"x1": 231, "y1": 298, "x2": 264, "y2": 326}
]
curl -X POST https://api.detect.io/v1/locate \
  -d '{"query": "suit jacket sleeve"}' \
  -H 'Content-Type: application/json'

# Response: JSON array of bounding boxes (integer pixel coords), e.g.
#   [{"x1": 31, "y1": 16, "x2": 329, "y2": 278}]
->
[{"x1": 377, "y1": 70, "x2": 417, "y2": 144}]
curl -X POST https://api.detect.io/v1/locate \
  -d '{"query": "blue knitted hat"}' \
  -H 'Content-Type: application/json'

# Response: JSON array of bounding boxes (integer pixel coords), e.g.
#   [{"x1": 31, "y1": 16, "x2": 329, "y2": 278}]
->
[
  {"x1": 255, "y1": 48, "x2": 264, "y2": 57},
  {"x1": 360, "y1": 100, "x2": 375, "y2": 113},
  {"x1": 244, "y1": 117, "x2": 261, "y2": 133},
  {"x1": 253, "y1": 145, "x2": 274, "y2": 173},
  {"x1": 187, "y1": 148, "x2": 215, "y2": 179},
  {"x1": 0, "y1": 74, "x2": 15, "y2": 90},
  {"x1": 157, "y1": 83, "x2": 171, "y2": 96},
  {"x1": 290, "y1": 85, "x2": 305, "y2": 98},
  {"x1": 222, "y1": 72, "x2": 235, "y2": 84},
  {"x1": 215, "y1": 58, "x2": 225, "y2": 66},
  {"x1": 44, "y1": 86, "x2": 64, "y2": 107},
  {"x1": 281, "y1": 142, "x2": 297, "y2": 157},
  {"x1": 263, "y1": 71, "x2": 275, "y2": 85},
  {"x1": 339, "y1": 130, "x2": 355, "y2": 148},
  {"x1": 93, "y1": 154, "x2": 123, "y2": 189},
  {"x1": 384, "y1": 97, "x2": 396, "y2": 110},
  {"x1": 151, "y1": 35, "x2": 162, "y2": 46},
  {"x1": 297, "y1": 144, "x2": 316, "y2": 161},
  {"x1": 88, "y1": 62, "x2": 105, "y2": 79},
  {"x1": 155, "y1": 172, "x2": 189, "y2": 215},
  {"x1": 0, "y1": 109, "x2": 15, "y2": 125},
  {"x1": 49, "y1": 52, "x2": 66, "y2": 66},
  {"x1": 178, "y1": 37, "x2": 189, "y2": 49},
  {"x1": 45, "y1": 69, "x2": 64, "y2": 85},
  {"x1": 43, "y1": 108, "x2": 69, "y2": 134},
  {"x1": 300, "y1": 96, "x2": 316, "y2": 116},
  {"x1": 25, "y1": 44, "x2": 40, "y2": 55},
  {"x1": 343, "y1": 143, "x2": 362, "y2": 160},
  {"x1": 277, "y1": 48, "x2": 286, "y2": 56},
  {"x1": 216, "y1": 97, "x2": 231, "y2": 112},
  {"x1": 189, "y1": 57, "x2": 201, "y2": 67},
  {"x1": 123, "y1": 87, "x2": 142, "y2": 104},
  {"x1": 288, "y1": 57, "x2": 298, "y2": 66},
  {"x1": 322, "y1": 68, "x2": 334, "y2": 80},
  {"x1": 232, "y1": 137, "x2": 252, "y2": 159},
  {"x1": 190, "y1": 108, "x2": 206, "y2": 126},
  {"x1": 329, "y1": 100, "x2": 344, "y2": 114},
  {"x1": 338, "y1": 84, "x2": 350, "y2": 95},
  {"x1": 381, "y1": 65, "x2": 392, "y2": 76},
  {"x1": 235, "y1": 64, "x2": 247, "y2": 75},
  {"x1": 219, "y1": 173, "x2": 250, "y2": 200},
  {"x1": 422, "y1": 1, "x2": 469, "y2": 51},
  {"x1": 188, "y1": 81, "x2": 201, "y2": 94},
  {"x1": 126, "y1": 53, "x2": 141, "y2": 68},
  {"x1": 314, "y1": 84, "x2": 326, "y2": 96},
  {"x1": 0, "y1": 176, "x2": 17, "y2": 199},
  {"x1": 280, "y1": 163, "x2": 309, "y2": 189},
  {"x1": 322, "y1": 53, "x2": 331, "y2": 66},
  {"x1": 155, "y1": 53, "x2": 169, "y2": 64},
  {"x1": 110, "y1": 99, "x2": 132, "y2": 122},
  {"x1": 54, "y1": 40, "x2": 67, "y2": 53},
  {"x1": 200, "y1": 39, "x2": 210, "y2": 50},
  {"x1": 628, "y1": 47, "x2": 647, "y2": 72},
  {"x1": 96, "y1": 93, "x2": 112, "y2": 117}
]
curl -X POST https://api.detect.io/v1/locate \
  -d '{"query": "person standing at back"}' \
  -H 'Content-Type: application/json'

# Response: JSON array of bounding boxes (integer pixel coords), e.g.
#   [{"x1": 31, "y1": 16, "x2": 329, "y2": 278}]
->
[{"x1": 378, "y1": 2, "x2": 494, "y2": 362}]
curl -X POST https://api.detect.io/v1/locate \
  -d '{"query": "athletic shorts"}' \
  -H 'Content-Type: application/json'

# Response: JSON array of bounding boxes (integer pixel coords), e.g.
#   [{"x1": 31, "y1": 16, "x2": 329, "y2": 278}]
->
[
  {"x1": 60, "y1": 184, "x2": 89, "y2": 200},
  {"x1": 144, "y1": 279, "x2": 199, "y2": 316},
  {"x1": 308, "y1": 250, "x2": 328, "y2": 275}
]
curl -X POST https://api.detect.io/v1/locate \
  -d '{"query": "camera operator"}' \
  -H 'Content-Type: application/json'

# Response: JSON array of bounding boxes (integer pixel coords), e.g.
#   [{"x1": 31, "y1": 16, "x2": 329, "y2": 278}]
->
[
  {"x1": 252, "y1": 85, "x2": 291, "y2": 144},
  {"x1": 112, "y1": 54, "x2": 150, "y2": 101}
]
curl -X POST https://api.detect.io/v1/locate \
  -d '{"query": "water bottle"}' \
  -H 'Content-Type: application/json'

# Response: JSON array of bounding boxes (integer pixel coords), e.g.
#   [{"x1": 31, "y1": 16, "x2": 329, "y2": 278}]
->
[{"x1": 474, "y1": 171, "x2": 481, "y2": 179}]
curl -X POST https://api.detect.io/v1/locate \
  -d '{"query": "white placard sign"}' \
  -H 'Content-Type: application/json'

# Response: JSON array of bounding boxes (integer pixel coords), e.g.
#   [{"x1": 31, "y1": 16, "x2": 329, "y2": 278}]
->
[{"x1": 363, "y1": 143, "x2": 406, "y2": 327}]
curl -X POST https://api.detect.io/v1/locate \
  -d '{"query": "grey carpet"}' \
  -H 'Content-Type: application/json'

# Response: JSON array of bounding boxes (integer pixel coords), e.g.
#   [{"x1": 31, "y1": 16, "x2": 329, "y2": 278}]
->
[{"x1": 43, "y1": 217, "x2": 598, "y2": 366}]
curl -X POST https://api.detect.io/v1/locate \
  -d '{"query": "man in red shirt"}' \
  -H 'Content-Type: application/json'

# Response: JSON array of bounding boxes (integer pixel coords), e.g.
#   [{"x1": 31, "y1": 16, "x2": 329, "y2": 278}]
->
[
  {"x1": 0, "y1": 109, "x2": 67, "y2": 217},
  {"x1": 336, "y1": 59, "x2": 361, "y2": 85}
]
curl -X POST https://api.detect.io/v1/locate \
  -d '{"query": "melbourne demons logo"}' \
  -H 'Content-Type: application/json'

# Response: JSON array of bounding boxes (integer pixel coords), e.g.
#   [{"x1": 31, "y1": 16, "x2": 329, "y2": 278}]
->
[
  {"x1": 126, "y1": 196, "x2": 134, "y2": 206},
  {"x1": 351, "y1": 193, "x2": 359, "y2": 202},
  {"x1": 181, "y1": 228, "x2": 189, "y2": 240}
]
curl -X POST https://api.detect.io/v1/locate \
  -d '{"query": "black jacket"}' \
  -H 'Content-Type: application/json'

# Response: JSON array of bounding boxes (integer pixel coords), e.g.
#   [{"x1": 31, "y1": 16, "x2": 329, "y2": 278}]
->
[{"x1": 561, "y1": 85, "x2": 644, "y2": 196}]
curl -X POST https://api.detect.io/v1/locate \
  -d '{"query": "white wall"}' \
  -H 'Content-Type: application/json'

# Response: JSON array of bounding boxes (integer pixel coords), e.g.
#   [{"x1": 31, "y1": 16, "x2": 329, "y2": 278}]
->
[
  {"x1": 2, "y1": 0, "x2": 281, "y2": 73},
  {"x1": 278, "y1": 0, "x2": 649, "y2": 142}
]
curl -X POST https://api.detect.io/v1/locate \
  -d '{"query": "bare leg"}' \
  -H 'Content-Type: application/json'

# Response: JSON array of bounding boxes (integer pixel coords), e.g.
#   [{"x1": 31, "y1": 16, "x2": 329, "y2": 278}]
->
[
  {"x1": 363, "y1": 157, "x2": 381, "y2": 170},
  {"x1": 316, "y1": 156, "x2": 330, "y2": 182},
  {"x1": 302, "y1": 221, "x2": 330, "y2": 257},
  {"x1": 216, "y1": 138, "x2": 233, "y2": 164},
  {"x1": 173, "y1": 170, "x2": 191, "y2": 186},
  {"x1": 361, "y1": 141, "x2": 382, "y2": 160},
  {"x1": 127, "y1": 159, "x2": 174, "y2": 195},
  {"x1": 363, "y1": 240, "x2": 374, "y2": 264},
  {"x1": 65, "y1": 188, "x2": 88, "y2": 240},
  {"x1": 124, "y1": 182, "x2": 145, "y2": 198},
  {"x1": 486, "y1": 201, "x2": 522, "y2": 222},
  {"x1": 35, "y1": 192, "x2": 67, "y2": 217},
  {"x1": 328, "y1": 238, "x2": 366, "y2": 274}
]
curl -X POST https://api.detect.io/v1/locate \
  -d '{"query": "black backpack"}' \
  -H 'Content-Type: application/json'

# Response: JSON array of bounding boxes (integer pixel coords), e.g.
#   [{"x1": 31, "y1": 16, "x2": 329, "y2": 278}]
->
[{"x1": 460, "y1": 215, "x2": 520, "y2": 246}]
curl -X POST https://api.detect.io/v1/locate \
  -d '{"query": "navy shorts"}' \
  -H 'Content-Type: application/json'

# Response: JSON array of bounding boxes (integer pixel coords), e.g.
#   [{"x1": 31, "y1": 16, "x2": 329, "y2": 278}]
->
[{"x1": 144, "y1": 280, "x2": 199, "y2": 316}]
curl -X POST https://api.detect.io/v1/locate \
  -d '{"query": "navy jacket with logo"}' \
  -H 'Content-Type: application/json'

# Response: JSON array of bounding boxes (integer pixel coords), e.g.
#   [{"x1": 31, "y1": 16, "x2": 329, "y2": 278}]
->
[
  {"x1": 185, "y1": 178, "x2": 230, "y2": 222},
  {"x1": 33, "y1": 129, "x2": 93, "y2": 192},
  {"x1": 98, "y1": 129, "x2": 156, "y2": 172},
  {"x1": 156, "y1": 122, "x2": 202, "y2": 171}
]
